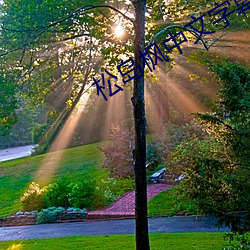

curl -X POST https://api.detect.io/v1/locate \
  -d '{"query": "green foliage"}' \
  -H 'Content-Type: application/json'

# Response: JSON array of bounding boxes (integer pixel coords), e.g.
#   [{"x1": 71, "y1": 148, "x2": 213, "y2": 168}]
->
[
  {"x1": 68, "y1": 180, "x2": 94, "y2": 209},
  {"x1": 32, "y1": 123, "x2": 49, "y2": 144},
  {"x1": 93, "y1": 178, "x2": 117, "y2": 208},
  {"x1": 36, "y1": 206, "x2": 64, "y2": 224},
  {"x1": 20, "y1": 171, "x2": 133, "y2": 212},
  {"x1": 0, "y1": 143, "x2": 103, "y2": 217},
  {"x1": 93, "y1": 177, "x2": 134, "y2": 209},
  {"x1": 0, "y1": 74, "x2": 18, "y2": 136},
  {"x1": 168, "y1": 61, "x2": 250, "y2": 233},
  {"x1": 223, "y1": 233, "x2": 250, "y2": 250},
  {"x1": 99, "y1": 124, "x2": 134, "y2": 178},
  {"x1": 0, "y1": 104, "x2": 44, "y2": 148},
  {"x1": 20, "y1": 182, "x2": 45, "y2": 212},
  {"x1": 146, "y1": 140, "x2": 160, "y2": 171},
  {"x1": 168, "y1": 136, "x2": 240, "y2": 212},
  {"x1": 43, "y1": 178, "x2": 71, "y2": 208}
]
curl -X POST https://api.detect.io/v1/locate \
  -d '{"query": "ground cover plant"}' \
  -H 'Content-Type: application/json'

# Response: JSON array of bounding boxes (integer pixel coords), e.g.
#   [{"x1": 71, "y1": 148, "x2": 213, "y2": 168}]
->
[{"x1": 0, "y1": 233, "x2": 231, "y2": 250}]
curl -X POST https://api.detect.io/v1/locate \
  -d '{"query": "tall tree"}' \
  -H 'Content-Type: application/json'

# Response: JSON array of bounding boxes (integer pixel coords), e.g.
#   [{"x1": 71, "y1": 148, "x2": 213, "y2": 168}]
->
[{"x1": 132, "y1": 1, "x2": 149, "y2": 249}]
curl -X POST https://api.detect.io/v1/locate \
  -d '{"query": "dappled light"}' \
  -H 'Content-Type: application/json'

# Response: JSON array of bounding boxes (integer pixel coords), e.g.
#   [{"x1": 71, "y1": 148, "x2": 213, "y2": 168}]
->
[
  {"x1": 209, "y1": 30, "x2": 250, "y2": 66},
  {"x1": 35, "y1": 93, "x2": 89, "y2": 184},
  {"x1": 6, "y1": 243, "x2": 23, "y2": 250},
  {"x1": 100, "y1": 80, "x2": 128, "y2": 141}
]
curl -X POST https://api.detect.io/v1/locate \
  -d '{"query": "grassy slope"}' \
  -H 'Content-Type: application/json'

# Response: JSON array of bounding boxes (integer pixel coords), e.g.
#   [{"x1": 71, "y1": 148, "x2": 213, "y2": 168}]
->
[
  {"x1": 0, "y1": 233, "x2": 230, "y2": 250},
  {"x1": 148, "y1": 186, "x2": 199, "y2": 217},
  {"x1": 0, "y1": 143, "x2": 103, "y2": 217}
]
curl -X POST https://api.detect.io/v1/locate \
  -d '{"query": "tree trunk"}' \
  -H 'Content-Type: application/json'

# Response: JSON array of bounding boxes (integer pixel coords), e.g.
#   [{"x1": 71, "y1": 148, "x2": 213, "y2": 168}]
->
[{"x1": 132, "y1": 1, "x2": 150, "y2": 250}]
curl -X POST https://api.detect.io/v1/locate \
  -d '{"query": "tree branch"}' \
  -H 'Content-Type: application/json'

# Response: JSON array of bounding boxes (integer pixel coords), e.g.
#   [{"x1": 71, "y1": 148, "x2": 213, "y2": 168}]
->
[
  {"x1": 148, "y1": 25, "x2": 210, "y2": 50},
  {"x1": 0, "y1": 4, "x2": 134, "y2": 57},
  {"x1": 206, "y1": 30, "x2": 231, "y2": 49}
]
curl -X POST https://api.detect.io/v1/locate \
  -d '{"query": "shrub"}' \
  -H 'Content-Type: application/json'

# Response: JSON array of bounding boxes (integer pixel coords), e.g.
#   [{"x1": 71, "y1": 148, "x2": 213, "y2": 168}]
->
[
  {"x1": 93, "y1": 177, "x2": 134, "y2": 209},
  {"x1": 146, "y1": 140, "x2": 159, "y2": 171},
  {"x1": 223, "y1": 233, "x2": 250, "y2": 250},
  {"x1": 113, "y1": 177, "x2": 134, "y2": 197},
  {"x1": 68, "y1": 180, "x2": 94, "y2": 209},
  {"x1": 36, "y1": 206, "x2": 64, "y2": 224},
  {"x1": 21, "y1": 182, "x2": 45, "y2": 211},
  {"x1": 92, "y1": 178, "x2": 117, "y2": 209},
  {"x1": 43, "y1": 177, "x2": 71, "y2": 208},
  {"x1": 67, "y1": 207, "x2": 87, "y2": 213}
]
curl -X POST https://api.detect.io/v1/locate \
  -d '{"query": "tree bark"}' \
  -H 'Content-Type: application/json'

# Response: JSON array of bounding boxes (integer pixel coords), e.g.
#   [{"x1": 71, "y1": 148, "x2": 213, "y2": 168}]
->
[{"x1": 132, "y1": 1, "x2": 150, "y2": 250}]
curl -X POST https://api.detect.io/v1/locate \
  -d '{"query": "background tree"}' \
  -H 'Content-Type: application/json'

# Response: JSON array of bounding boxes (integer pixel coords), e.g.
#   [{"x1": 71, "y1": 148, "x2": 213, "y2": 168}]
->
[
  {"x1": 99, "y1": 123, "x2": 133, "y2": 178},
  {"x1": 0, "y1": 73, "x2": 18, "y2": 136}
]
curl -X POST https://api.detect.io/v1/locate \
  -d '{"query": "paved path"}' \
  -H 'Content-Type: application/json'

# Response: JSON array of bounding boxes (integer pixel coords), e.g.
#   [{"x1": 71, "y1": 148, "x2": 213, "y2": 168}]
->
[
  {"x1": 0, "y1": 145, "x2": 37, "y2": 162},
  {"x1": 88, "y1": 184, "x2": 171, "y2": 218},
  {"x1": 0, "y1": 216, "x2": 230, "y2": 241}
]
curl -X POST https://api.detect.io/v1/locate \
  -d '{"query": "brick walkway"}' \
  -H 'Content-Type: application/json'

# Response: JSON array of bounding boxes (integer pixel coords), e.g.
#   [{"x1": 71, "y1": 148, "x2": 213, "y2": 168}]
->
[{"x1": 88, "y1": 184, "x2": 171, "y2": 219}]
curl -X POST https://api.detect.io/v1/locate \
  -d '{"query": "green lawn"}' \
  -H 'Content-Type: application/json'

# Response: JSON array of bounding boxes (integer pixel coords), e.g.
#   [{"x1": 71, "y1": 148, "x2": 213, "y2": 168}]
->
[
  {"x1": 0, "y1": 141, "x2": 197, "y2": 218},
  {"x1": 0, "y1": 143, "x2": 104, "y2": 217},
  {"x1": 0, "y1": 233, "x2": 230, "y2": 250},
  {"x1": 148, "y1": 186, "x2": 199, "y2": 217}
]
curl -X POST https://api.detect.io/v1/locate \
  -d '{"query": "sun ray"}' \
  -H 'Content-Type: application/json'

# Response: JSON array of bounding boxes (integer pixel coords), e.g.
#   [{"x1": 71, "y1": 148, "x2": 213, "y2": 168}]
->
[{"x1": 35, "y1": 92, "x2": 89, "y2": 184}]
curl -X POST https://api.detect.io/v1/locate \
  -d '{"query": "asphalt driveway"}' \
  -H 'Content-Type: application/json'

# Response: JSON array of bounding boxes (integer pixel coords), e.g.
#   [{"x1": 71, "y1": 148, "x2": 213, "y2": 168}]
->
[{"x1": 0, "y1": 216, "x2": 230, "y2": 241}]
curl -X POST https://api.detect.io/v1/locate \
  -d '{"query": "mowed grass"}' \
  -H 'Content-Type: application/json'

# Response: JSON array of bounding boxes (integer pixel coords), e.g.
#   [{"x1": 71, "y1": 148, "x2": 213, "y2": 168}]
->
[
  {"x1": 0, "y1": 233, "x2": 230, "y2": 250},
  {"x1": 148, "y1": 186, "x2": 199, "y2": 217},
  {"x1": 0, "y1": 143, "x2": 103, "y2": 217}
]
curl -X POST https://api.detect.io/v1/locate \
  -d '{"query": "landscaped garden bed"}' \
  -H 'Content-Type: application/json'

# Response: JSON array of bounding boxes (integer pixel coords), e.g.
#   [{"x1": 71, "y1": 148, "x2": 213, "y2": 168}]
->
[{"x1": 0, "y1": 207, "x2": 87, "y2": 227}]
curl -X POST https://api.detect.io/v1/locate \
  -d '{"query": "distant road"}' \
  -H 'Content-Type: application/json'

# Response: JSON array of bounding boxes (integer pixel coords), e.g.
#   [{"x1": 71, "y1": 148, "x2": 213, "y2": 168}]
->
[{"x1": 0, "y1": 145, "x2": 37, "y2": 162}]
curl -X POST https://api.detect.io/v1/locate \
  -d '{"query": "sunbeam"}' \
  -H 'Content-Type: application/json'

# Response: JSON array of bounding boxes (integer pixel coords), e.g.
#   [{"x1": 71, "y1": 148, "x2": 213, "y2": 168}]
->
[{"x1": 35, "y1": 92, "x2": 89, "y2": 184}]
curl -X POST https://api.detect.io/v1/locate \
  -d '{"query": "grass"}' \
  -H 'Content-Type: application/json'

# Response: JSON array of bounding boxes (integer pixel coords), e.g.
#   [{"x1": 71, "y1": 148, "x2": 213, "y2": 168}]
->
[
  {"x1": 0, "y1": 143, "x2": 104, "y2": 217},
  {"x1": 0, "y1": 140, "x2": 195, "y2": 218},
  {"x1": 148, "y1": 186, "x2": 199, "y2": 217},
  {"x1": 0, "y1": 233, "x2": 230, "y2": 250}
]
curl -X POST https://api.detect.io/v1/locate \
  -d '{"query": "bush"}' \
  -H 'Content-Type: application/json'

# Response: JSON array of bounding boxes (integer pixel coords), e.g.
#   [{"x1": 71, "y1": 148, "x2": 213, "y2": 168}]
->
[
  {"x1": 21, "y1": 182, "x2": 45, "y2": 211},
  {"x1": 43, "y1": 177, "x2": 71, "y2": 208},
  {"x1": 92, "y1": 177, "x2": 134, "y2": 209},
  {"x1": 68, "y1": 180, "x2": 94, "y2": 209},
  {"x1": 223, "y1": 233, "x2": 250, "y2": 250},
  {"x1": 36, "y1": 206, "x2": 64, "y2": 224},
  {"x1": 32, "y1": 123, "x2": 48, "y2": 144},
  {"x1": 146, "y1": 140, "x2": 159, "y2": 171},
  {"x1": 92, "y1": 178, "x2": 117, "y2": 209}
]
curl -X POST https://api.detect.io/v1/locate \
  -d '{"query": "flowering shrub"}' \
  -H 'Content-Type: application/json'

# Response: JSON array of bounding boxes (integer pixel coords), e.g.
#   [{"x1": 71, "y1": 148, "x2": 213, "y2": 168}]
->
[{"x1": 21, "y1": 182, "x2": 45, "y2": 211}]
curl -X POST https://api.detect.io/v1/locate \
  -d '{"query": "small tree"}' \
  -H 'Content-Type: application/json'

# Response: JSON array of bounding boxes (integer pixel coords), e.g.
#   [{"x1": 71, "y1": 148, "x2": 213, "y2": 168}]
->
[{"x1": 99, "y1": 124, "x2": 133, "y2": 178}]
